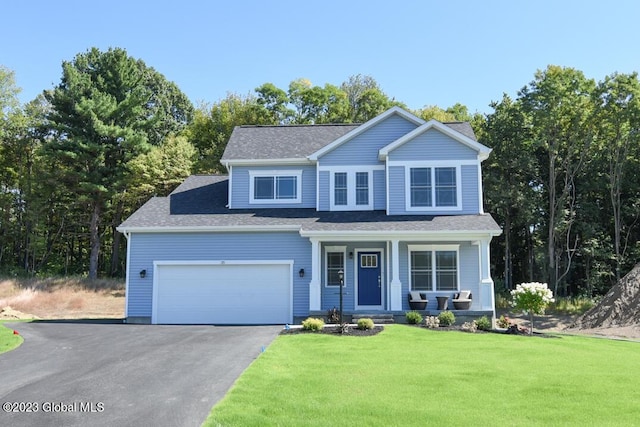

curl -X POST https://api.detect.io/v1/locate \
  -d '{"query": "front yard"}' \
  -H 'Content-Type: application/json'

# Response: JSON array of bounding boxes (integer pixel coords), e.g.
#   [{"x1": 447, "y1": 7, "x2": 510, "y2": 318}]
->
[{"x1": 206, "y1": 325, "x2": 639, "y2": 426}]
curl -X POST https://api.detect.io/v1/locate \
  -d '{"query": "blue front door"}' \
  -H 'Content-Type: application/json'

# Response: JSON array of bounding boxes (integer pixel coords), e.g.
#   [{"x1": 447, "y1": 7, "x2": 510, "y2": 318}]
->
[{"x1": 358, "y1": 251, "x2": 381, "y2": 306}]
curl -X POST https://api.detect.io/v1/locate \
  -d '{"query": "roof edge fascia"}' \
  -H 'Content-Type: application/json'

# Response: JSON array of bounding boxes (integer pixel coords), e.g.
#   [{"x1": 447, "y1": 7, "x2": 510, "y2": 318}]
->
[
  {"x1": 116, "y1": 225, "x2": 302, "y2": 234},
  {"x1": 308, "y1": 107, "x2": 425, "y2": 161},
  {"x1": 223, "y1": 158, "x2": 314, "y2": 167},
  {"x1": 299, "y1": 229, "x2": 502, "y2": 239}
]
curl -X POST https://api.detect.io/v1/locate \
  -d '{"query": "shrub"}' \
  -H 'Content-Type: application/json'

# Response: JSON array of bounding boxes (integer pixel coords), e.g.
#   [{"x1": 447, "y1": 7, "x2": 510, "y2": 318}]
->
[
  {"x1": 476, "y1": 316, "x2": 491, "y2": 331},
  {"x1": 302, "y1": 317, "x2": 325, "y2": 331},
  {"x1": 424, "y1": 316, "x2": 440, "y2": 328},
  {"x1": 357, "y1": 318, "x2": 374, "y2": 330},
  {"x1": 438, "y1": 310, "x2": 455, "y2": 326},
  {"x1": 496, "y1": 315, "x2": 511, "y2": 329},
  {"x1": 405, "y1": 311, "x2": 423, "y2": 325},
  {"x1": 511, "y1": 282, "x2": 554, "y2": 335},
  {"x1": 461, "y1": 320, "x2": 477, "y2": 333}
]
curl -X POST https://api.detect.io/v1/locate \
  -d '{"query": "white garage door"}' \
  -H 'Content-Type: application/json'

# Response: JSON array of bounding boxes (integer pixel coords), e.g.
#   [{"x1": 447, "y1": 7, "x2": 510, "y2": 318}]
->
[{"x1": 153, "y1": 262, "x2": 292, "y2": 324}]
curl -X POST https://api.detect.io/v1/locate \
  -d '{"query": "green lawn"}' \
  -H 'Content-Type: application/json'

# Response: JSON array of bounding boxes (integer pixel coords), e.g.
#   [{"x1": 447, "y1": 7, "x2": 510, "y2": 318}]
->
[
  {"x1": 205, "y1": 325, "x2": 639, "y2": 426},
  {"x1": 0, "y1": 324, "x2": 23, "y2": 354}
]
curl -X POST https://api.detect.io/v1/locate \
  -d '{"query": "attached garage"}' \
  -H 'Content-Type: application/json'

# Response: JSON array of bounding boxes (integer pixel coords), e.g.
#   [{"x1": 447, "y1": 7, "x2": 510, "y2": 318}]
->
[{"x1": 152, "y1": 261, "x2": 293, "y2": 324}]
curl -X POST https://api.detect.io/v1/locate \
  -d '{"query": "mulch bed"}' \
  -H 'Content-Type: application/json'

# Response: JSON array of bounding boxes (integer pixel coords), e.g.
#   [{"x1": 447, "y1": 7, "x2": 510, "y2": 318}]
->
[{"x1": 280, "y1": 325, "x2": 384, "y2": 336}]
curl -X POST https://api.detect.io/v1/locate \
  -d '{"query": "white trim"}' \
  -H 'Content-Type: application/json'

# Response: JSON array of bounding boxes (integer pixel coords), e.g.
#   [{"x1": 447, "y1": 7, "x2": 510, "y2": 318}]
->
[
  {"x1": 249, "y1": 170, "x2": 303, "y2": 204},
  {"x1": 477, "y1": 161, "x2": 485, "y2": 214},
  {"x1": 324, "y1": 245, "x2": 347, "y2": 287},
  {"x1": 315, "y1": 166, "x2": 320, "y2": 211},
  {"x1": 308, "y1": 107, "x2": 425, "y2": 160},
  {"x1": 124, "y1": 231, "x2": 131, "y2": 318},
  {"x1": 299, "y1": 231, "x2": 502, "y2": 240},
  {"x1": 151, "y1": 260, "x2": 294, "y2": 325},
  {"x1": 354, "y1": 247, "x2": 385, "y2": 310},
  {"x1": 407, "y1": 244, "x2": 460, "y2": 292},
  {"x1": 328, "y1": 168, "x2": 374, "y2": 211},
  {"x1": 378, "y1": 119, "x2": 492, "y2": 161},
  {"x1": 228, "y1": 165, "x2": 233, "y2": 208},
  {"x1": 224, "y1": 158, "x2": 313, "y2": 166},
  {"x1": 117, "y1": 225, "x2": 302, "y2": 233},
  {"x1": 404, "y1": 164, "x2": 463, "y2": 212},
  {"x1": 309, "y1": 238, "x2": 321, "y2": 310},
  {"x1": 385, "y1": 157, "x2": 390, "y2": 215}
]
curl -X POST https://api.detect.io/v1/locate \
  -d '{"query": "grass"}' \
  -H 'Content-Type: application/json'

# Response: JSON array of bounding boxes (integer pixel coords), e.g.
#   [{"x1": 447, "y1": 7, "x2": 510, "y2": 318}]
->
[
  {"x1": 0, "y1": 324, "x2": 23, "y2": 354},
  {"x1": 0, "y1": 276, "x2": 124, "y2": 319},
  {"x1": 205, "y1": 325, "x2": 639, "y2": 426}
]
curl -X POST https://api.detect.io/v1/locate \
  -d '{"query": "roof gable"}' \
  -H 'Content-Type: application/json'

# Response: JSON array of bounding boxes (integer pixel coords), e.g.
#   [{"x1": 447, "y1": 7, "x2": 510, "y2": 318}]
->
[
  {"x1": 378, "y1": 119, "x2": 492, "y2": 161},
  {"x1": 307, "y1": 107, "x2": 425, "y2": 161}
]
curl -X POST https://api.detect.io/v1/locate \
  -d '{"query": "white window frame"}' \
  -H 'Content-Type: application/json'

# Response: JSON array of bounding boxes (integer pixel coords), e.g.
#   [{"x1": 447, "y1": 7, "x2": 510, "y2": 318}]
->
[
  {"x1": 325, "y1": 246, "x2": 347, "y2": 287},
  {"x1": 404, "y1": 163, "x2": 463, "y2": 211},
  {"x1": 408, "y1": 244, "x2": 460, "y2": 292},
  {"x1": 328, "y1": 168, "x2": 374, "y2": 211},
  {"x1": 249, "y1": 170, "x2": 302, "y2": 204}
]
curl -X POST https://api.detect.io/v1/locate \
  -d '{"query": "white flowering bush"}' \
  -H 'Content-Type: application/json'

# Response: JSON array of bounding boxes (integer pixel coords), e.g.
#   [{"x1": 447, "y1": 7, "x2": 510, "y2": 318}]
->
[{"x1": 511, "y1": 282, "x2": 554, "y2": 335}]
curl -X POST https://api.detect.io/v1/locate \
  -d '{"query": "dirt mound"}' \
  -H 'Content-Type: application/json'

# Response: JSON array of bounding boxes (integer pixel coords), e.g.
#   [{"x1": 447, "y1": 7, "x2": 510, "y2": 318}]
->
[
  {"x1": 0, "y1": 306, "x2": 39, "y2": 320},
  {"x1": 572, "y1": 263, "x2": 640, "y2": 329}
]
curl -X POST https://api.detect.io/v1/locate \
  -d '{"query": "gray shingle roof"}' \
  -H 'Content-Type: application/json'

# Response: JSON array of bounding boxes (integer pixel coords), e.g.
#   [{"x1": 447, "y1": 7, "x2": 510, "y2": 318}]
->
[
  {"x1": 221, "y1": 124, "x2": 360, "y2": 161},
  {"x1": 221, "y1": 121, "x2": 477, "y2": 162},
  {"x1": 118, "y1": 175, "x2": 501, "y2": 235}
]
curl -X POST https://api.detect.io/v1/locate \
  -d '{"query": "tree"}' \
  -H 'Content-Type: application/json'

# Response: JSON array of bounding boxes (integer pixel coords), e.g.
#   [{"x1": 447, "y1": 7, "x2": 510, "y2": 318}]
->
[
  {"x1": 519, "y1": 66, "x2": 596, "y2": 295},
  {"x1": 592, "y1": 73, "x2": 640, "y2": 283},
  {"x1": 340, "y1": 74, "x2": 398, "y2": 122},
  {"x1": 43, "y1": 47, "x2": 194, "y2": 279},
  {"x1": 483, "y1": 95, "x2": 539, "y2": 289}
]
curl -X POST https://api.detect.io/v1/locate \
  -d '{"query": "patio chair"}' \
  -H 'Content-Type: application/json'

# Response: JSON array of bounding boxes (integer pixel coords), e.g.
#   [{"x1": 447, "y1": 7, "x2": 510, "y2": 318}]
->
[
  {"x1": 408, "y1": 291, "x2": 428, "y2": 310},
  {"x1": 452, "y1": 291, "x2": 472, "y2": 310}
]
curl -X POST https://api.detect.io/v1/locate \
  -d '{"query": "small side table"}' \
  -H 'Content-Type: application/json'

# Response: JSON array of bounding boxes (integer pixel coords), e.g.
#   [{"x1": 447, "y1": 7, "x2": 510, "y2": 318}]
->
[{"x1": 436, "y1": 296, "x2": 449, "y2": 311}]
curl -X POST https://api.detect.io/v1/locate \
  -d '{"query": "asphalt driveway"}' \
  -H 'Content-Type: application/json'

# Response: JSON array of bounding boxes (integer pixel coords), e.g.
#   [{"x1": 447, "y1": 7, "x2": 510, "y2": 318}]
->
[{"x1": 0, "y1": 321, "x2": 281, "y2": 427}]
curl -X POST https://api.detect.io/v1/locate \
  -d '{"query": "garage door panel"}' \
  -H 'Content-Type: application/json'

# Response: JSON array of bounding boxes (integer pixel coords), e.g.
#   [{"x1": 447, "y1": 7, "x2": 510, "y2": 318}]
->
[{"x1": 154, "y1": 263, "x2": 291, "y2": 324}]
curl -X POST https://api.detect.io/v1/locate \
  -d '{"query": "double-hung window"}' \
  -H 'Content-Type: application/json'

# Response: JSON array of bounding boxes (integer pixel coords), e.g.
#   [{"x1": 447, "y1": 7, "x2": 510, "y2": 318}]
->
[
  {"x1": 330, "y1": 170, "x2": 372, "y2": 210},
  {"x1": 407, "y1": 165, "x2": 460, "y2": 210},
  {"x1": 325, "y1": 246, "x2": 346, "y2": 287},
  {"x1": 249, "y1": 170, "x2": 302, "y2": 204},
  {"x1": 409, "y1": 245, "x2": 459, "y2": 291}
]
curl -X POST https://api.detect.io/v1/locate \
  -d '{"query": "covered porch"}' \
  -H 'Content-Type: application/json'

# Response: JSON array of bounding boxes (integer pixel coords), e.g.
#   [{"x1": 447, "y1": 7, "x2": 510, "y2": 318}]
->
[{"x1": 300, "y1": 231, "x2": 497, "y2": 320}]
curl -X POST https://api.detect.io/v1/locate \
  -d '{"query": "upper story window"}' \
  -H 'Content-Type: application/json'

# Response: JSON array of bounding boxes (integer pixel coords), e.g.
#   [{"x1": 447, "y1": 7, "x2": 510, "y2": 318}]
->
[
  {"x1": 329, "y1": 169, "x2": 373, "y2": 210},
  {"x1": 249, "y1": 170, "x2": 302, "y2": 204},
  {"x1": 406, "y1": 165, "x2": 461, "y2": 211}
]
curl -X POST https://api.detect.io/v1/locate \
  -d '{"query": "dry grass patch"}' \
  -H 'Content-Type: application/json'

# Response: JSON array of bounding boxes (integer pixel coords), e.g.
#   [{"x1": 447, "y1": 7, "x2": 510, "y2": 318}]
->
[{"x1": 0, "y1": 277, "x2": 125, "y2": 319}]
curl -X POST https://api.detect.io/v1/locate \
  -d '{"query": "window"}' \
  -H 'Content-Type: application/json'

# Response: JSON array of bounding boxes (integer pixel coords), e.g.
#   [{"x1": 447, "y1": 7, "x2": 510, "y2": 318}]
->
[
  {"x1": 407, "y1": 166, "x2": 460, "y2": 210},
  {"x1": 360, "y1": 254, "x2": 378, "y2": 268},
  {"x1": 249, "y1": 170, "x2": 302, "y2": 204},
  {"x1": 409, "y1": 245, "x2": 459, "y2": 291},
  {"x1": 326, "y1": 250, "x2": 345, "y2": 287},
  {"x1": 334, "y1": 172, "x2": 347, "y2": 206},
  {"x1": 356, "y1": 172, "x2": 369, "y2": 206},
  {"x1": 329, "y1": 169, "x2": 373, "y2": 210}
]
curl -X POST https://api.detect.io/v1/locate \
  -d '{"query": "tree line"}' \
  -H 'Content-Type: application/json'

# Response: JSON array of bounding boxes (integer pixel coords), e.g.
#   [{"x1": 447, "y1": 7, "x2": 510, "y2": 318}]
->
[{"x1": 1, "y1": 48, "x2": 639, "y2": 297}]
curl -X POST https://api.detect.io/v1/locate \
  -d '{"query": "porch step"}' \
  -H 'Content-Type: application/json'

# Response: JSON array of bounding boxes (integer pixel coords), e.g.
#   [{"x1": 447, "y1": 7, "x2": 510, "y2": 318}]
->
[{"x1": 351, "y1": 313, "x2": 395, "y2": 324}]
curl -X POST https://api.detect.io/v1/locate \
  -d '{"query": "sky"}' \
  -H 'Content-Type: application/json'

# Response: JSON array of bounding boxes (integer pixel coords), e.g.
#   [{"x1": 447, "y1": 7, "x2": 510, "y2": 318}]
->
[{"x1": 2, "y1": 0, "x2": 640, "y2": 115}]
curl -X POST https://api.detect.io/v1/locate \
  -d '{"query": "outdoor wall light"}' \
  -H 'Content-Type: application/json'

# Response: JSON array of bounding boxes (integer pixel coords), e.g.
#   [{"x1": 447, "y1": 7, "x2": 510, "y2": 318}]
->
[
  {"x1": 299, "y1": 268, "x2": 305, "y2": 278},
  {"x1": 349, "y1": 252, "x2": 353, "y2": 259},
  {"x1": 139, "y1": 269, "x2": 146, "y2": 279}
]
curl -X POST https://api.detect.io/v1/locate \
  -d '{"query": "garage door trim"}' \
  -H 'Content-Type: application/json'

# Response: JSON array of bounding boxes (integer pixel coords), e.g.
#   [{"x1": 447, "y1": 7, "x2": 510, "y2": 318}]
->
[{"x1": 152, "y1": 260, "x2": 294, "y2": 324}]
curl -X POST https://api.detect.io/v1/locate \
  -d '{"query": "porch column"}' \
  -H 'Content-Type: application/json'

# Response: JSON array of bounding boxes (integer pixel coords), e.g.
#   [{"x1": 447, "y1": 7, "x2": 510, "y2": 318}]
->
[
  {"x1": 390, "y1": 239, "x2": 402, "y2": 311},
  {"x1": 478, "y1": 238, "x2": 495, "y2": 311},
  {"x1": 309, "y1": 238, "x2": 321, "y2": 311}
]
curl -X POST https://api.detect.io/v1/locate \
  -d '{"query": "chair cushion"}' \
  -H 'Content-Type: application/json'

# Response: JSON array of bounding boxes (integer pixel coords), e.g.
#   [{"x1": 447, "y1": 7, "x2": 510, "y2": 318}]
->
[
  {"x1": 456, "y1": 290, "x2": 471, "y2": 300},
  {"x1": 410, "y1": 291, "x2": 424, "y2": 301}
]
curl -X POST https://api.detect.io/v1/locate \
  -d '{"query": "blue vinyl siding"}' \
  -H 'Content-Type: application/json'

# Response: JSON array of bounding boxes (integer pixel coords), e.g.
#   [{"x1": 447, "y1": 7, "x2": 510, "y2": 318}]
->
[
  {"x1": 318, "y1": 171, "x2": 329, "y2": 211},
  {"x1": 231, "y1": 165, "x2": 316, "y2": 209},
  {"x1": 387, "y1": 164, "x2": 480, "y2": 215},
  {"x1": 373, "y1": 169, "x2": 386, "y2": 210},
  {"x1": 390, "y1": 128, "x2": 478, "y2": 161},
  {"x1": 399, "y1": 241, "x2": 480, "y2": 311},
  {"x1": 319, "y1": 114, "x2": 418, "y2": 165},
  {"x1": 127, "y1": 232, "x2": 311, "y2": 317}
]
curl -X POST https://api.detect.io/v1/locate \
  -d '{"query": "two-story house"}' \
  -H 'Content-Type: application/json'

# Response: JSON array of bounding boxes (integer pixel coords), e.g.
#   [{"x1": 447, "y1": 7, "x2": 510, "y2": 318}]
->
[{"x1": 117, "y1": 107, "x2": 501, "y2": 324}]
